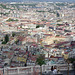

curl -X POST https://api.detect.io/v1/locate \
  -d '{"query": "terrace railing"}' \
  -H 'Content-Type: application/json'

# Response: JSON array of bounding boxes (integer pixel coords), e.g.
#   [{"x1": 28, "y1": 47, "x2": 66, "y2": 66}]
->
[{"x1": 0, "y1": 64, "x2": 73, "y2": 75}]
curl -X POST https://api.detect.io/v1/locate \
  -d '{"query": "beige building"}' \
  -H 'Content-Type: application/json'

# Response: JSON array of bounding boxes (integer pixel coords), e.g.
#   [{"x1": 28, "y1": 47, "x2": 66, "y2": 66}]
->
[{"x1": 42, "y1": 36, "x2": 68, "y2": 45}]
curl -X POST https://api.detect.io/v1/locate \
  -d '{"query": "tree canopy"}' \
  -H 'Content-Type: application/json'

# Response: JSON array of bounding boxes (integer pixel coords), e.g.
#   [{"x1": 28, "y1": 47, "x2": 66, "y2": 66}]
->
[
  {"x1": 36, "y1": 25, "x2": 40, "y2": 28},
  {"x1": 2, "y1": 34, "x2": 9, "y2": 44},
  {"x1": 12, "y1": 32, "x2": 16, "y2": 37},
  {"x1": 5, "y1": 34, "x2": 9, "y2": 43},
  {"x1": 36, "y1": 54, "x2": 45, "y2": 66},
  {"x1": 68, "y1": 58, "x2": 75, "y2": 63}
]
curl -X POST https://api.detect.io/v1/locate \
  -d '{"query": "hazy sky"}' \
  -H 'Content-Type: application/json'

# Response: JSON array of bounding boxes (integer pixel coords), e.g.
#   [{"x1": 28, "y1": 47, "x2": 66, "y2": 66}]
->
[{"x1": 0, "y1": 0, "x2": 75, "y2": 2}]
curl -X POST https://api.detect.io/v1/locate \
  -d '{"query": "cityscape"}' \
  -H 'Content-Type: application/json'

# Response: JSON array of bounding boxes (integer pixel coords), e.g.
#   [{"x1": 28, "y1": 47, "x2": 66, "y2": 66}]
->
[{"x1": 0, "y1": 1, "x2": 75, "y2": 75}]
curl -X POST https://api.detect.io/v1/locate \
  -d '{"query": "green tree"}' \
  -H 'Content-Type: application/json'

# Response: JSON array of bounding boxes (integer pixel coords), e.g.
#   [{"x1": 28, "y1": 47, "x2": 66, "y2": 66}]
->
[
  {"x1": 68, "y1": 58, "x2": 75, "y2": 74},
  {"x1": 5, "y1": 34, "x2": 9, "y2": 43},
  {"x1": 68, "y1": 58, "x2": 75, "y2": 63},
  {"x1": 36, "y1": 54, "x2": 45, "y2": 75},
  {"x1": 2, "y1": 41, "x2": 6, "y2": 44},
  {"x1": 12, "y1": 32, "x2": 16, "y2": 37},
  {"x1": 15, "y1": 39, "x2": 19, "y2": 44},
  {"x1": 56, "y1": 35, "x2": 60, "y2": 37},
  {"x1": 36, "y1": 25, "x2": 40, "y2": 28},
  {"x1": 6, "y1": 18, "x2": 18, "y2": 22}
]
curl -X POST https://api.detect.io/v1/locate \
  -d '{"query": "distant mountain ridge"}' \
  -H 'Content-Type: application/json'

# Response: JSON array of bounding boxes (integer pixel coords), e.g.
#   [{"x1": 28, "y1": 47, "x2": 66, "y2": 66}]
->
[{"x1": 0, "y1": 0, "x2": 75, "y2": 2}]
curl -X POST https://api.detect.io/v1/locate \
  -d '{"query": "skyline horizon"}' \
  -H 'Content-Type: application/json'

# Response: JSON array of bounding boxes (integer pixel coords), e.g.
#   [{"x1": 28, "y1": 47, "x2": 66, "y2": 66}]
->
[{"x1": 0, "y1": 0, "x2": 75, "y2": 3}]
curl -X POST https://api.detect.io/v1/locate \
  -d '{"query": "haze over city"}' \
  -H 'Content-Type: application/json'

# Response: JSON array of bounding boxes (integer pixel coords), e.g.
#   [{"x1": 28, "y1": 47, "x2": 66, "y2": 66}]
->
[
  {"x1": 0, "y1": 0, "x2": 75, "y2": 75},
  {"x1": 0, "y1": 0, "x2": 75, "y2": 2}
]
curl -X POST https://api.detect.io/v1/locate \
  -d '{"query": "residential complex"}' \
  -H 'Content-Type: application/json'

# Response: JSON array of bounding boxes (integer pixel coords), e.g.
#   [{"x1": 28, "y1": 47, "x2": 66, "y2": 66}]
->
[{"x1": 0, "y1": 2, "x2": 75, "y2": 75}]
